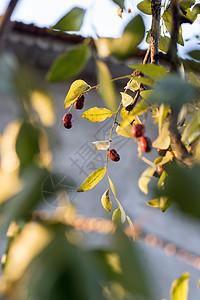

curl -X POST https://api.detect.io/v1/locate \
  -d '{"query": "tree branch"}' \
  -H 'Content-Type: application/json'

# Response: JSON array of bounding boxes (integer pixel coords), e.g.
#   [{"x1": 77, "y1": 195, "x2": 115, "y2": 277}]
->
[
  {"x1": 0, "y1": 0, "x2": 19, "y2": 47},
  {"x1": 167, "y1": 0, "x2": 191, "y2": 164},
  {"x1": 150, "y1": 0, "x2": 161, "y2": 64}
]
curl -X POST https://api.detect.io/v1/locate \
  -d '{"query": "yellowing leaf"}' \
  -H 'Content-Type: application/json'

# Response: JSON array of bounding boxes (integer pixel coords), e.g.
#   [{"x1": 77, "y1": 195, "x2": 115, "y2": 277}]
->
[
  {"x1": 126, "y1": 215, "x2": 136, "y2": 240},
  {"x1": 120, "y1": 107, "x2": 130, "y2": 120},
  {"x1": 170, "y1": 272, "x2": 190, "y2": 300},
  {"x1": 30, "y1": 90, "x2": 55, "y2": 127},
  {"x1": 138, "y1": 166, "x2": 156, "y2": 194},
  {"x1": 97, "y1": 59, "x2": 117, "y2": 111},
  {"x1": 152, "y1": 122, "x2": 171, "y2": 149},
  {"x1": 77, "y1": 168, "x2": 106, "y2": 192},
  {"x1": 101, "y1": 188, "x2": 112, "y2": 211},
  {"x1": 112, "y1": 208, "x2": 122, "y2": 224},
  {"x1": 120, "y1": 92, "x2": 133, "y2": 107},
  {"x1": 108, "y1": 176, "x2": 126, "y2": 222},
  {"x1": 147, "y1": 197, "x2": 173, "y2": 212},
  {"x1": 92, "y1": 140, "x2": 110, "y2": 150},
  {"x1": 64, "y1": 79, "x2": 89, "y2": 108},
  {"x1": 116, "y1": 123, "x2": 133, "y2": 139},
  {"x1": 82, "y1": 107, "x2": 113, "y2": 122},
  {"x1": 108, "y1": 176, "x2": 117, "y2": 197}
]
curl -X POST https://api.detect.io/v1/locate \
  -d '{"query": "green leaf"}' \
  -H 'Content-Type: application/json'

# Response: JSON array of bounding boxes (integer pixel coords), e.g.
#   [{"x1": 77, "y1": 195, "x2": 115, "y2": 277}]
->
[
  {"x1": 97, "y1": 60, "x2": 117, "y2": 111},
  {"x1": 111, "y1": 15, "x2": 145, "y2": 59},
  {"x1": 52, "y1": 8, "x2": 85, "y2": 31},
  {"x1": 181, "y1": 110, "x2": 200, "y2": 143},
  {"x1": 163, "y1": 8, "x2": 184, "y2": 46},
  {"x1": 147, "y1": 75, "x2": 198, "y2": 107},
  {"x1": 170, "y1": 273, "x2": 190, "y2": 300},
  {"x1": 77, "y1": 168, "x2": 106, "y2": 192},
  {"x1": 152, "y1": 122, "x2": 171, "y2": 149},
  {"x1": 129, "y1": 64, "x2": 167, "y2": 80},
  {"x1": 188, "y1": 50, "x2": 200, "y2": 61},
  {"x1": 180, "y1": 0, "x2": 195, "y2": 9},
  {"x1": 64, "y1": 79, "x2": 90, "y2": 108},
  {"x1": 137, "y1": 0, "x2": 152, "y2": 15},
  {"x1": 131, "y1": 76, "x2": 154, "y2": 86},
  {"x1": 101, "y1": 188, "x2": 112, "y2": 211},
  {"x1": 159, "y1": 35, "x2": 170, "y2": 53},
  {"x1": 188, "y1": 72, "x2": 200, "y2": 87},
  {"x1": 120, "y1": 92, "x2": 133, "y2": 107},
  {"x1": 82, "y1": 107, "x2": 113, "y2": 122},
  {"x1": 138, "y1": 166, "x2": 156, "y2": 195},
  {"x1": 16, "y1": 121, "x2": 40, "y2": 171},
  {"x1": 47, "y1": 43, "x2": 90, "y2": 82},
  {"x1": 112, "y1": 0, "x2": 124, "y2": 9},
  {"x1": 156, "y1": 163, "x2": 200, "y2": 219}
]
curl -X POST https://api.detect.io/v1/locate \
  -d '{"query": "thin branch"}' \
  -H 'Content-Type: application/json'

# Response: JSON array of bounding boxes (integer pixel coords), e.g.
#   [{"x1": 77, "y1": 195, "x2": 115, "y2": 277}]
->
[
  {"x1": 0, "y1": 0, "x2": 19, "y2": 47},
  {"x1": 150, "y1": 0, "x2": 161, "y2": 64}
]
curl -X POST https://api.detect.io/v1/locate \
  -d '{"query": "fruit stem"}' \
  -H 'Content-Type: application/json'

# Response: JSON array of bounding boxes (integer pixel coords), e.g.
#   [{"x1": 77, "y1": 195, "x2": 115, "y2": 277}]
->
[{"x1": 139, "y1": 155, "x2": 155, "y2": 168}]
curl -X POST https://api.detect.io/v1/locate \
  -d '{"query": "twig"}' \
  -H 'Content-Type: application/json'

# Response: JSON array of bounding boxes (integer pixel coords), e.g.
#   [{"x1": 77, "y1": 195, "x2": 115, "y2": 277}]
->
[{"x1": 0, "y1": 0, "x2": 19, "y2": 47}]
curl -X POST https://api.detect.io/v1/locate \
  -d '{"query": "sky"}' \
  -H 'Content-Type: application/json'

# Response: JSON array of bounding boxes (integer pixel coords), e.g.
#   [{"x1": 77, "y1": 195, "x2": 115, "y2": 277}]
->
[{"x1": 0, "y1": 0, "x2": 199, "y2": 55}]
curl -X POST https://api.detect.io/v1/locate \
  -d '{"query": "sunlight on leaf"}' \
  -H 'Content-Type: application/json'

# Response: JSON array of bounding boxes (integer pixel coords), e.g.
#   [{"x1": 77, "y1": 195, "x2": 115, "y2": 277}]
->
[
  {"x1": 77, "y1": 168, "x2": 106, "y2": 192},
  {"x1": 30, "y1": 90, "x2": 55, "y2": 127},
  {"x1": 120, "y1": 92, "x2": 133, "y2": 107},
  {"x1": 138, "y1": 166, "x2": 156, "y2": 194},
  {"x1": 152, "y1": 122, "x2": 171, "y2": 149},
  {"x1": 92, "y1": 140, "x2": 110, "y2": 150},
  {"x1": 170, "y1": 272, "x2": 189, "y2": 300},
  {"x1": 82, "y1": 107, "x2": 113, "y2": 122},
  {"x1": 64, "y1": 79, "x2": 90, "y2": 108},
  {"x1": 97, "y1": 60, "x2": 117, "y2": 111},
  {"x1": 2, "y1": 222, "x2": 52, "y2": 281},
  {"x1": 101, "y1": 188, "x2": 112, "y2": 211}
]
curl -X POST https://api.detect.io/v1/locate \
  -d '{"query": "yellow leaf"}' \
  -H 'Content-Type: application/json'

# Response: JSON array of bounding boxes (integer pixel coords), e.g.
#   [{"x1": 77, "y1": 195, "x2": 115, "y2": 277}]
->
[
  {"x1": 64, "y1": 79, "x2": 89, "y2": 108},
  {"x1": 97, "y1": 59, "x2": 117, "y2": 111},
  {"x1": 112, "y1": 208, "x2": 122, "y2": 224},
  {"x1": 30, "y1": 90, "x2": 55, "y2": 127},
  {"x1": 170, "y1": 272, "x2": 189, "y2": 300},
  {"x1": 138, "y1": 166, "x2": 156, "y2": 194},
  {"x1": 82, "y1": 107, "x2": 113, "y2": 122},
  {"x1": 116, "y1": 123, "x2": 134, "y2": 139},
  {"x1": 101, "y1": 188, "x2": 112, "y2": 211},
  {"x1": 77, "y1": 168, "x2": 106, "y2": 192},
  {"x1": 120, "y1": 92, "x2": 133, "y2": 107},
  {"x1": 92, "y1": 140, "x2": 110, "y2": 150},
  {"x1": 152, "y1": 122, "x2": 170, "y2": 149}
]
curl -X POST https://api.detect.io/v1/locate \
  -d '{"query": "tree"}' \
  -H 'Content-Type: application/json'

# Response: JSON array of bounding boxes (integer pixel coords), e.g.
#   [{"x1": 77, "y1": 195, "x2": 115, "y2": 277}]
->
[{"x1": 0, "y1": 0, "x2": 200, "y2": 299}]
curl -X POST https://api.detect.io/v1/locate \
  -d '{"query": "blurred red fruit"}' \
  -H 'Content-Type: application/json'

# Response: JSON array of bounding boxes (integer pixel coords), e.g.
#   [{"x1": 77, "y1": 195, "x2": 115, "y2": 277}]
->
[
  {"x1": 74, "y1": 94, "x2": 85, "y2": 110},
  {"x1": 139, "y1": 136, "x2": 152, "y2": 152},
  {"x1": 131, "y1": 124, "x2": 145, "y2": 138}
]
